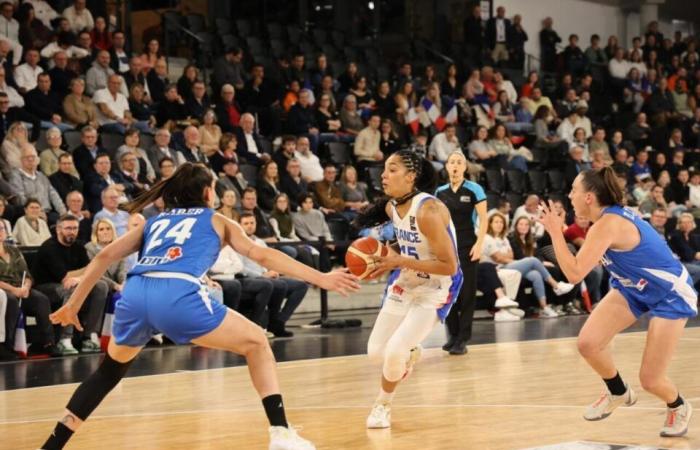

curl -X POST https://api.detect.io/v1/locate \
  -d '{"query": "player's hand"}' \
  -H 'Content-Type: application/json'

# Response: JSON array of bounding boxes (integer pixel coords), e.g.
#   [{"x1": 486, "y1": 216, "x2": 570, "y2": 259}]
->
[
  {"x1": 537, "y1": 200, "x2": 566, "y2": 236},
  {"x1": 50, "y1": 303, "x2": 83, "y2": 332},
  {"x1": 369, "y1": 244, "x2": 401, "y2": 277},
  {"x1": 318, "y1": 268, "x2": 360, "y2": 296}
]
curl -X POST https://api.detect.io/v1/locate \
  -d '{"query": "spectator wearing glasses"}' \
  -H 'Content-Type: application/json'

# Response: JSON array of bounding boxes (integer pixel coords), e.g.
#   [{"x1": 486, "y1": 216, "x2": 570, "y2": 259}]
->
[{"x1": 93, "y1": 74, "x2": 135, "y2": 135}]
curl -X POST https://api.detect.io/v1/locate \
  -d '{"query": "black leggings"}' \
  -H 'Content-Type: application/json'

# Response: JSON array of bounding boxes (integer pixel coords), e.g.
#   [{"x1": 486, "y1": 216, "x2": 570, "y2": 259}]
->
[{"x1": 445, "y1": 257, "x2": 479, "y2": 343}]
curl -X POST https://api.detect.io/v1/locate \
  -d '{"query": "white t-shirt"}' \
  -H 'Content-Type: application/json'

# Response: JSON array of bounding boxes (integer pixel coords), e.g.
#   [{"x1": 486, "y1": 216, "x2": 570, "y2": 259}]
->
[
  {"x1": 93, "y1": 88, "x2": 129, "y2": 125},
  {"x1": 481, "y1": 234, "x2": 511, "y2": 265},
  {"x1": 294, "y1": 150, "x2": 324, "y2": 182}
]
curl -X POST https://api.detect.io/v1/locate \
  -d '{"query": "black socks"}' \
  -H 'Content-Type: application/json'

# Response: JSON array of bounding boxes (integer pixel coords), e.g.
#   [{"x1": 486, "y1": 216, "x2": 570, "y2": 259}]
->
[
  {"x1": 603, "y1": 372, "x2": 627, "y2": 396},
  {"x1": 41, "y1": 422, "x2": 74, "y2": 450},
  {"x1": 262, "y1": 394, "x2": 288, "y2": 428},
  {"x1": 668, "y1": 394, "x2": 684, "y2": 409}
]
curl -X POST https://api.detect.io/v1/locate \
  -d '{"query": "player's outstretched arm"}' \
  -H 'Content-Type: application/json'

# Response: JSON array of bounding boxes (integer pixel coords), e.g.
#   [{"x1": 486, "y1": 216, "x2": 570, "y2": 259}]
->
[
  {"x1": 50, "y1": 221, "x2": 146, "y2": 330},
  {"x1": 217, "y1": 214, "x2": 360, "y2": 296}
]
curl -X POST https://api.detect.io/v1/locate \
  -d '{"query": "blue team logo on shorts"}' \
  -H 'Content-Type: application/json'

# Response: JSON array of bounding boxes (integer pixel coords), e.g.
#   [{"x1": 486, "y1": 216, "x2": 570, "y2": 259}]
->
[{"x1": 137, "y1": 246, "x2": 184, "y2": 266}]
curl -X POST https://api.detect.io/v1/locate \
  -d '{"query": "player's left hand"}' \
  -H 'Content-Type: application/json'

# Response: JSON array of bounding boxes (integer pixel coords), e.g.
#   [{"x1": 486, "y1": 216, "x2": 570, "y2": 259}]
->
[
  {"x1": 318, "y1": 268, "x2": 360, "y2": 296},
  {"x1": 50, "y1": 303, "x2": 83, "y2": 332},
  {"x1": 537, "y1": 200, "x2": 566, "y2": 236},
  {"x1": 369, "y1": 244, "x2": 402, "y2": 276}
]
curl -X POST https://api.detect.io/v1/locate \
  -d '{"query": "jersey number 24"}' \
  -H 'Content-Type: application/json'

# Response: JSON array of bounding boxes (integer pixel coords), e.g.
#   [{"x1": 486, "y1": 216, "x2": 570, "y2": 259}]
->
[{"x1": 144, "y1": 218, "x2": 197, "y2": 253}]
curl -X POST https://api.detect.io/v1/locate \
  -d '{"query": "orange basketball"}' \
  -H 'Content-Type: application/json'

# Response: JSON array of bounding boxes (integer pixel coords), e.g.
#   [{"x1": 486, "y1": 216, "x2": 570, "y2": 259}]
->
[{"x1": 345, "y1": 237, "x2": 388, "y2": 280}]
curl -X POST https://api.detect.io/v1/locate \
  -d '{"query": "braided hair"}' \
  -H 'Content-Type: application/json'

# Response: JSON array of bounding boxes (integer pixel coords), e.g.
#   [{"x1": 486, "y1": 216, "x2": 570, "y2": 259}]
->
[{"x1": 353, "y1": 150, "x2": 436, "y2": 229}]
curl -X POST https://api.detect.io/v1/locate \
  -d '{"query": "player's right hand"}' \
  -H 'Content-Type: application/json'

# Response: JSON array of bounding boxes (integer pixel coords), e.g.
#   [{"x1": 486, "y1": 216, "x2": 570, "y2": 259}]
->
[
  {"x1": 50, "y1": 303, "x2": 83, "y2": 332},
  {"x1": 319, "y1": 269, "x2": 360, "y2": 297}
]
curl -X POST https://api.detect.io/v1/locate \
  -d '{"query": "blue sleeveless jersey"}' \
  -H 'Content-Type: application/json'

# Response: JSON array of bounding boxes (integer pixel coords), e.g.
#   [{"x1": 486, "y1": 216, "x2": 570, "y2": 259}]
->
[
  {"x1": 129, "y1": 207, "x2": 221, "y2": 279},
  {"x1": 601, "y1": 206, "x2": 697, "y2": 317}
]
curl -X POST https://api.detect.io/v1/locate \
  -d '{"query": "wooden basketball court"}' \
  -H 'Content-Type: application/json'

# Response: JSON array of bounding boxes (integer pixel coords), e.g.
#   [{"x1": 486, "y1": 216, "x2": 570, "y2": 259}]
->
[{"x1": 2, "y1": 327, "x2": 700, "y2": 449}]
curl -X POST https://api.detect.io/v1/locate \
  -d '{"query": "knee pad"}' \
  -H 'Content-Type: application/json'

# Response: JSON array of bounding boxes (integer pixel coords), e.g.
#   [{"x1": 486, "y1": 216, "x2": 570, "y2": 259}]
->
[{"x1": 67, "y1": 353, "x2": 133, "y2": 420}]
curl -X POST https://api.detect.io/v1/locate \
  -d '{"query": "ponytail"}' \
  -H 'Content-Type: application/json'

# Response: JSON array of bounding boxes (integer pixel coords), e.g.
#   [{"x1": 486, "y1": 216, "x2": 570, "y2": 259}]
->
[
  {"x1": 579, "y1": 166, "x2": 624, "y2": 206},
  {"x1": 124, "y1": 162, "x2": 214, "y2": 214}
]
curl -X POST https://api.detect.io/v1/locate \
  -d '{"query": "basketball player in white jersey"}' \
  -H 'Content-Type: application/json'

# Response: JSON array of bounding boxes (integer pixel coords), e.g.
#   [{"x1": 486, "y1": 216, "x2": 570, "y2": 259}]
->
[{"x1": 354, "y1": 150, "x2": 463, "y2": 429}]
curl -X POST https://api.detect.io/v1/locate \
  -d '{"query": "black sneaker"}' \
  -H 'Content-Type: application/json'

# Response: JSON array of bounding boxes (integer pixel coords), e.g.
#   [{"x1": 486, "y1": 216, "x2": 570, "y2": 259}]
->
[
  {"x1": 442, "y1": 335, "x2": 457, "y2": 352},
  {"x1": 271, "y1": 327, "x2": 294, "y2": 338},
  {"x1": 449, "y1": 340, "x2": 468, "y2": 355}
]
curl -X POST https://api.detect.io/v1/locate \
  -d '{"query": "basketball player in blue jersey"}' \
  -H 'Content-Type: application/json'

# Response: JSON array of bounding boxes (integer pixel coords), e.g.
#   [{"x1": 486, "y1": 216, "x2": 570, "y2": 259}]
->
[
  {"x1": 42, "y1": 163, "x2": 360, "y2": 450},
  {"x1": 354, "y1": 150, "x2": 463, "y2": 429},
  {"x1": 539, "y1": 166, "x2": 697, "y2": 437}
]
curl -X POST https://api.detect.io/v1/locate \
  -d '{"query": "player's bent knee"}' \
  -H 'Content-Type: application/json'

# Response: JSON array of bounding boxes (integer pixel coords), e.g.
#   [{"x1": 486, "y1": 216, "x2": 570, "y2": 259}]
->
[
  {"x1": 639, "y1": 369, "x2": 664, "y2": 393},
  {"x1": 577, "y1": 335, "x2": 603, "y2": 358}
]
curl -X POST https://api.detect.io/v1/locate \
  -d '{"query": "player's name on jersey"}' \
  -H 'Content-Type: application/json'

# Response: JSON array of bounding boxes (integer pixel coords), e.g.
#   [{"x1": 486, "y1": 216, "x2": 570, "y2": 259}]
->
[{"x1": 158, "y1": 208, "x2": 205, "y2": 216}]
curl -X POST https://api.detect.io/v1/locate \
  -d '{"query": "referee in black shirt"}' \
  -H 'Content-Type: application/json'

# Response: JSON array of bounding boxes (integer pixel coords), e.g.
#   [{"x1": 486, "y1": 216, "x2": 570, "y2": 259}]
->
[{"x1": 435, "y1": 151, "x2": 488, "y2": 355}]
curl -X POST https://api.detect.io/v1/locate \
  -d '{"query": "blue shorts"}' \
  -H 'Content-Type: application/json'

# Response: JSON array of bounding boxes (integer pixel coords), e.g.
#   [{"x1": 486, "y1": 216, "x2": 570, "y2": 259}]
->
[
  {"x1": 113, "y1": 273, "x2": 228, "y2": 346},
  {"x1": 613, "y1": 286, "x2": 698, "y2": 320}
]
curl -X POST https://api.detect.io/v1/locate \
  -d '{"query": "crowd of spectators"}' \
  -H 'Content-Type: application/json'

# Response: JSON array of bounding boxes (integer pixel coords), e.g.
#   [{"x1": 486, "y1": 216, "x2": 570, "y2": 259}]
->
[{"x1": 0, "y1": 1, "x2": 699, "y2": 359}]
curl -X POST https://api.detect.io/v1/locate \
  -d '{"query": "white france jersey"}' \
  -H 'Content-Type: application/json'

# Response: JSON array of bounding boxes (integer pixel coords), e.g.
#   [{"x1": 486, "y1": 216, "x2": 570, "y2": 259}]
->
[{"x1": 390, "y1": 192, "x2": 459, "y2": 293}]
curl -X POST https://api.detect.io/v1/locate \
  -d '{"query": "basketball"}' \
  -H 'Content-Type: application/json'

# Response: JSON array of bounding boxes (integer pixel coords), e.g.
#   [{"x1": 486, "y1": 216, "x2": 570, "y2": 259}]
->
[{"x1": 345, "y1": 237, "x2": 388, "y2": 280}]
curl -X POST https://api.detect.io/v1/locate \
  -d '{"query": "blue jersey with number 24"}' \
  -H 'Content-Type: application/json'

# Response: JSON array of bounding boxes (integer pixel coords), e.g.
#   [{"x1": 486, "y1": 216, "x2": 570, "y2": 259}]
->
[{"x1": 129, "y1": 208, "x2": 221, "y2": 279}]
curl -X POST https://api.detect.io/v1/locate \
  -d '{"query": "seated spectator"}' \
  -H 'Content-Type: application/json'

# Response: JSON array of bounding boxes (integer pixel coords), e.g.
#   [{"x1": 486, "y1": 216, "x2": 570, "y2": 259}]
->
[
  {"x1": 216, "y1": 188, "x2": 239, "y2": 221},
  {"x1": 62, "y1": 78, "x2": 99, "y2": 129},
  {"x1": 294, "y1": 136, "x2": 323, "y2": 183},
  {"x1": 0, "y1": 220, "x2": 58, "y2": 356},
  {"x1": 564, "y1": 145, "x2": 591, "y2": 187},
  {"x1": 156, "y1": 83, "x2": 189, "y2": 129},
  {"x1": 339, "y1": 94, "x2": 364, "y2": 136},
  {"x1": 648, "y1": 77, "x2": 678, "y2": 127},
  {"x1": 272, "y1": 135, "x2": 296, "y2": 173},
  {"x1": 39, "y1": 128, "x2": 71, "y2": 177},
  {"x1": 0, "y1": 2, "x2": 23, "y2": 67},
  {"x1": 669, "y1": 212, "x2": 700, "y2": 269},
  {"x1": 339, "y1": 165, "x2": 369, "y2": 212},
  {"x1": 13, "y1": 198, "x2": 51, "y2": 246},
  {"x1": 116, "y1": 151, "x2": 148, "y2": 197},
  {"x1": 512, "y1": 194, "x2": 545, "y2": 239},
  {"x1": 629, "y1": 148, "x2": 652, "y2": 183},
  {"x1": 17, "y1": 3, "x2": 51, "y2": 50},
  {"x1": 93, "y1": 74, "x2": 135, "y2": 134},
  {"x1": 108, "y1": 30, "x2": 129, "y2": 75},
  {"x1": 314, "y1": 164, "x2": 354, "y2": 221},
  {"x1": 0, "y1": 66, "x2": 24, "y2": 108},
  {"x1": 25, "y1": 73, "x2": 73, "y2": 132},
  {"x1": 85, "y1": 50, "x2": 116, "y2": 96},
  {"x1": 116, "y1": 128, "x2": 155, "y2": 184},
  {"x1": 85, "y1": 218, "x2": 126, "y2": 292},
  {"x1": 523, "y1": 87, "x2": 554, "y2": 116},
  {"x1": 212, "y1": 46, "x2": 245, "y2": 92},
  {"x1": 590, "y1": 148, "x2": 611, "y2": 169},
  {"x1": 556, "y1": 110, "x2": 581, "y2": 145},
  {"x1": 34, "y1": 212, "x2": 108, "y2": 354},
  {"x1": 74, "y1": 30, "x2": 94, "y2": 72},
  {"x1": 257, "y1": 160, "x2": 281, "y2": 212},
  {"x1": 279, "y1": 158, "x2": 307, "y2": 211},
  {"x1": 215, "y1": 157, "x2": 247, "y2": 201},
  {"x1": 288, "y1": 88, "x2": 322, "y2": 150},
  {"x1": 71, "y1": 126, "x2": 105, "y2": 180},
  {"x1": 238, "y1": 211, "x2": 308, "y2": 337},
  {"x1": 177, "y1": 126, "x2": 209, "y2": 165},
  {"x1": 354, "y1": 114, "x2": 383, "y2": 171},
  {"x1": 185, "y1": 79, "x2": 211, "y2": 123},
  {"x1": 2, "y1": 121, "x2": 29, "y2": 170},
  {"x1": 0, "y1": 195, "x2": 11, "y2": 236},
  {"x1": 49, "y1": 153, "x2": 82, "y2": 201},
  {"x1": 64, "y1": 190, "x2": 91, "y2": 242},
  {"x1": 14, "y1": 48, "x2": 43, "y2": 94},
  {"x1": 639, "y1": 183, "x2": 670, "y2": 216},
  {"x1": 214, "y1": 83, "x2": 242, "y2": 133},
  {"x1": 90, "y1": 16, "x2": 111, "y2": 51},
  {"x1": 293, "y1": 193, "x2": 334, "y2": 245},
  {"x1": 127, "y1": 83, "x2": 156, "y2": 131},
  {"x1": 234, "y1": 113, "x2": 270, "y2": 166},
  {"x1": 84, "y1": 153, "x2": 130, "y2": 212},
  {"x1": 177, "y1": 64, "x2": 199, "y2": 99},
  {"x1": 282, "y1": 79, "x2": 300, "y2": 112},
  {"x1": 122, "y1": 56, "x2": 148, "y2": 93},
  {"x1": 315, "y1": 92, "x2": 350, "y2": 143},
  {"x1": 157, "y1": 156, "x2": 176, "y2": 181},
  {"x1": 146, "y1": 128, "x2": 180, "y2": 177},
  {"x1": 379, "y1": 119, "x2": 400, "y2": 156},
  {"x1": 140, "y1": 39, "x2": 162, "y2": 75},
  {"x1": 40, "y1": 30, "x2": 89, "y2": 63},
  {"x1": 93, "y1": 186, "x2": 129, "y2": 236},
  {"x1": 198, "y1": 109, "x2": 221, "y2": 157},
  {"x1": 489, "y1": 123, "x2": 529, "y2": 172},
  {"x1": 145, "y1": 57, "x2": 169, "y2": 104},
  {"x1": 588, "y1": 127, "x2": 612, "y2": 164},
  {"x1": 269, "y1": 193, "x2": 302, "y2": 242},
  {"x1": 9, "y1": 143, "x2": 66, "y2": 223},
  {"x1": 468, "y1": 125, "x2": 499, "y2": 169},
  {"x1": 63, "y1": 0, "x2": 94, "y2": 34},
  {"x1": 482, "y1": 212, "x2": 573, "y2": 318}
]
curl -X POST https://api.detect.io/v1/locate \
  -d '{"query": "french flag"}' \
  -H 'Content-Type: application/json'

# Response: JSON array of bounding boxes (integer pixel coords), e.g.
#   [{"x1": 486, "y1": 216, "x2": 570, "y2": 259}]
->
[
  {"x1": 13, "y1": 311, "x2": 27, "y2": 358},
  {"x1": 445, "y1": 101, "x2": 458, "y2": 125},
  {"x1": 100, "y1": 292, "x2": 120, "y2": 351},
  {"x1": 421, "y1": 98, "x2": 446, "y2": 131},
  {"x1": 407, "y1": 107, "x2": 420, "y2": 135}
]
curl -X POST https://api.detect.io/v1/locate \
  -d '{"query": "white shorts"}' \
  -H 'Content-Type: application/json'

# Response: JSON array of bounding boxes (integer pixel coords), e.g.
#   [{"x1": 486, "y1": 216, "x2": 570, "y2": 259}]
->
[{"x1": 382, "y1": 271, "x2": 450, "y2": 315}]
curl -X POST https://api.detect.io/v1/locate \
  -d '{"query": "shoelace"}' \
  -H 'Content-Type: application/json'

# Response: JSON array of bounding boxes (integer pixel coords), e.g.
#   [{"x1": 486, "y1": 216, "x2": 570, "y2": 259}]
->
[
  {"x1": 666, "y1": 409, "x2": 677, "y2": 426},
  {"x1": 371, "y1": 404, "x2": 388, "y2": 419}
]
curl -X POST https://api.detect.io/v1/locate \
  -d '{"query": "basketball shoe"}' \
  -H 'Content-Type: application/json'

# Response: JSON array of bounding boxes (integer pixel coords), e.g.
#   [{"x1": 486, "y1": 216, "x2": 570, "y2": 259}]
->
[
  {"x1": 269, "y1": 425, "x2": 315, "y2": 450},
  {"x1": 366, "y1": 403, "x2": 391, "y2": 429},
  {"x1": 583, "y1": 384, "x2": 637, "y2": 420},
  {"x1": 660, "y1": 400, "x2": 692, "y2": 437}
]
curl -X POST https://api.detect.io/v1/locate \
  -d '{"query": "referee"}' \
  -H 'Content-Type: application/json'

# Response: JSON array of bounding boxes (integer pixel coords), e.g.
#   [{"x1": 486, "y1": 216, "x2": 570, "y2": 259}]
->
[{"x1": 435, "y1": 151, "x2": 488, "y2": 355}]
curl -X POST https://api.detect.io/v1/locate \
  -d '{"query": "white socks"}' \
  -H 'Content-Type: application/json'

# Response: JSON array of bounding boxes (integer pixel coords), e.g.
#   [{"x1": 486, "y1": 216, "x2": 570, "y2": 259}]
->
[{"x1": 376, "y1": 388, "x2": 395, "y2": 405}]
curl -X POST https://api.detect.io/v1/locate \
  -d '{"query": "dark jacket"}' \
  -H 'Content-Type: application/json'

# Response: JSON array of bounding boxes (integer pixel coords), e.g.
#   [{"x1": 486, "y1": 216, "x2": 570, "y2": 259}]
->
[
  {"x1": 72, "y1": 145, "x2": 107, "y2": 180},
  {"x1": 147, "y1": 144, "x2": 180, "y2": 177},
  {"x1": 234, "y1": 127, "x2": 266, "y2": 165},
  {"x1": 49, "y1": 170, "x2": 83, "y2": 202},
  {"x1": 287, "y1": 103, "x2": 317, "y2": 135},
  {"x1": 485, "y1": 17, "x2": 512, "y2": 49},
  {"x1": 669, "y1": 230, "x2": 700, "y2": 262},
  {"x1": 84, "y1": 170, "x2": 132, "y2": 213},
  {"x1": 0, "y1": 107, "x2": 40, "y2": 142},
  {"x1": 25, "y1": 88, "x2": 64, "y2": 121}
]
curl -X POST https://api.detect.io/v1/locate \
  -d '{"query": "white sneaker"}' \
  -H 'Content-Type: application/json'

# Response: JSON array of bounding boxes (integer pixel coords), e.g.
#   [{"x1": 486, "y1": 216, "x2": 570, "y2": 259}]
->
[
  {"x1": 366, "y1": 403, "x2": 391, "y2": 429},
  {"x1": 507, "y1": 308, "x2": 525, "y2": 318},
  {"x1": 402, "y1": 345, "x2": 422, "y2": 379},
  {"x1": 660, "y1": 400, "x2": 693, "y2": 437},
  {"x1": 494, "y1": 309, "x2": 521, "y2": 322},
  {"x1": 553, "y1": 281, "x2": 575, "y2": 296},
  {"x1": 269, "y1": 425, "x2": 315, "y2": 450},
  {"x1": 494, "y1": 296, "x2": 519, "y2": 308},
  {"x1": 583, "y1": 385, "x2": 637, "y2": 421},
  {"x1": 540, "y1": 305, "x2": 559, "y2": 318}
]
